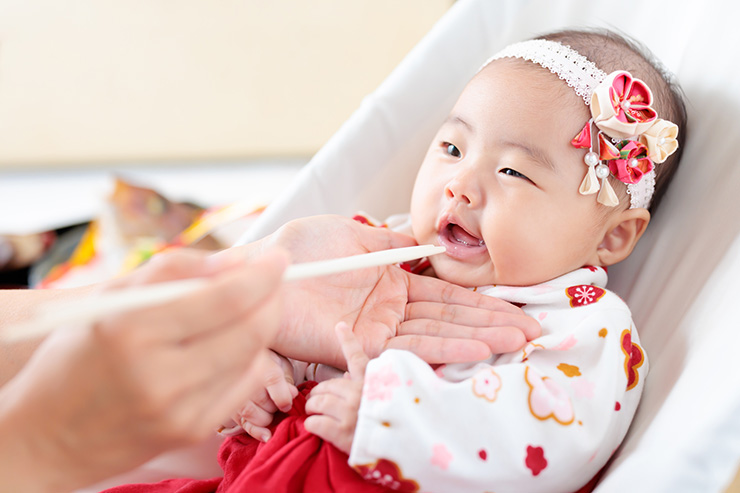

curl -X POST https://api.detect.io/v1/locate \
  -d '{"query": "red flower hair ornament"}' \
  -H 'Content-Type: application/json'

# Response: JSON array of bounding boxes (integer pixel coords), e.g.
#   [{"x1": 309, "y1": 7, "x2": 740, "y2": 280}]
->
[
  {"x1": 571, "y1": 70, "x2": 679, "y2": 208},
  {"x1": 486, "y1": 41, "x2": 680, "y2": 209}
]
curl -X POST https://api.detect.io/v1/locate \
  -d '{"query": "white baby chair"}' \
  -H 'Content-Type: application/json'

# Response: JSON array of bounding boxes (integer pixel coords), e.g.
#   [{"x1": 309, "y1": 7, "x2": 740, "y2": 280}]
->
[
  {"x1": 236, "y1": 0, "x2": 740, "y2": 491},
  {"x1": 86, "y1": 0, "x2": 740, "y2": 491}
]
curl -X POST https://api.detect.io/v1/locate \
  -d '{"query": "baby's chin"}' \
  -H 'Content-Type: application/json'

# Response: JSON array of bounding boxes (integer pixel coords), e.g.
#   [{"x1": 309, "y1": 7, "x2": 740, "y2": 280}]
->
[{"x1": 428, "y1": 257, "x2": 497, "y2": 288}]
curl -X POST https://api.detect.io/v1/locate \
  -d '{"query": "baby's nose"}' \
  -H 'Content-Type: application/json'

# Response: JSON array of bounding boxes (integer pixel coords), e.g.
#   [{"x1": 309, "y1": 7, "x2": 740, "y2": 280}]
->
[
  {"x1": 445, "y1": 183, "x2": 473, "y2": 205},
  {"x1": 444, "y1": 169, "x2": 480, "y2": 206}
]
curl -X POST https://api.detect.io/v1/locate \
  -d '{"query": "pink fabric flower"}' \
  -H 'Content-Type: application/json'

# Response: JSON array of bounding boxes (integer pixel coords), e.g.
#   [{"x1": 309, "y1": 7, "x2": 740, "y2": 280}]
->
[
  {"x1": 591, "y1": 71, "x2": 657, "y2": 139},
  {"x1": 430, "y1": 443, "x2": 453, "y2": 470},
  {"x1": 608, "y1": 141, "x2": 654, "y2": 185},
  {"x1": 525, "y1": 366, "x2": 574, "y2": 425},
  {"x1": 363, "y1": 364, "x2": 401, "y2": 401},
  {"x1": 471, "y1": 368, "x2": 502, "y2": 402}
]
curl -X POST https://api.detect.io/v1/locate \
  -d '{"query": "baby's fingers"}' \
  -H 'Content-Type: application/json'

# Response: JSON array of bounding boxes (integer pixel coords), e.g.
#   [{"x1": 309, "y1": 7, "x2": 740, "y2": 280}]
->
[
  {"x1": 335, "y1": 322, "x2": 369, "y2": 380},
  {"x1": 304, "y1": 415, "x2": 339, "y2": 445},
  {"x1": 262, "y1": 355, "x2": 298, "y2": 412},
  {"x1": 266, "y1": 381, "x2": 299, "y2": 413},
  {"x1": 240, "y1": 420, "x2": 272, "y2": 443},
  {"x1": 236, "y1": 399, "x2": 275, "y2": 429},
  {"x1": 304, "y1": 396, "x2": 355, "y2": 454}
]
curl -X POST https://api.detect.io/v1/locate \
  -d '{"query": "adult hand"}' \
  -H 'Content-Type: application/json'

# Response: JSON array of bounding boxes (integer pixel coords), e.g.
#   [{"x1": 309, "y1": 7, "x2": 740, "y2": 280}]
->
[
  {"x1": 0, "y1": 248, "x2": 287, "y2": 492},
  {"x1": 248, "y1": 215, "x2": 541, "y2": 369}
]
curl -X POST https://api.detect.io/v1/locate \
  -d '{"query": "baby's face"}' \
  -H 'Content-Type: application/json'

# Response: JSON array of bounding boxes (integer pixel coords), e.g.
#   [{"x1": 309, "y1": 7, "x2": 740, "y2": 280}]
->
[{"x1": 410, "y1": 60, "x2": 616, "y2": 287}]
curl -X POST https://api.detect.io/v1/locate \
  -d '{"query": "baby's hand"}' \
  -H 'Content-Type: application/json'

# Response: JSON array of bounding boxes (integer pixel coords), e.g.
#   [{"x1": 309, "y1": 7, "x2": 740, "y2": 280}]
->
[
  {"x1": 304, "y1": 322, "x2": 368, "y2": 454},
  {"x1": 218, "y1": 350, "x2": 298, "y2": 442}
]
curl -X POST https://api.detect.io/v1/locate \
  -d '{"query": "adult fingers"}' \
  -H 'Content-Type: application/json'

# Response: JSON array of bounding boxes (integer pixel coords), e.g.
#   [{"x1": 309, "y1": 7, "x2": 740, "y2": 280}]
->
[
  {"x1": 335, "y1": 322, "x2": 369, "y2": 380},
  {"x1": 383, "y1": 334, "x2": 492, "y2": 364},
  {"x1": 198, "y1": 351, "x2": 276, "y2": 435},
  {"x1": 118, "y1": 250, "x2": 288, "y2": 344},
  {"x1": 405, "y1": 301, "x2": 541, "y2": 341},
  {"x1": 141, "y1": 350, "x2": 274, "y2": 444},
  {"x1": 397, "y1": 319, "x2": 528, "y2": 354},
  {"x1": 406, "y1": 273, "x2": 528, "y2": 315},
  {"x1": 177, "y1": 289, "x2": 283, "y2": 394},
  {"x1": 157, "y1": 293, "x2": 283, "y2": 436},
  {"x1": 350, "y1": 219, "x2": 419, "y2": 252},
  {"x1": 107, "y1": 248, "x2": 247, "y2": 290}
]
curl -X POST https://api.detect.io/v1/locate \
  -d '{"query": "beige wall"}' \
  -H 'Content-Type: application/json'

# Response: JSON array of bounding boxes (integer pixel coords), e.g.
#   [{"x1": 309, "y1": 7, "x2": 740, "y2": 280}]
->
[{"x1": 0, "y1": 0, "x2": 452, "y2": 167}]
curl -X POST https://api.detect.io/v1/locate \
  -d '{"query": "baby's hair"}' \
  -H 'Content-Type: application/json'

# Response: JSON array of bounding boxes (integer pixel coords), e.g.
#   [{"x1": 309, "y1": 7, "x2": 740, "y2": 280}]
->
[{"x1": 538, "y1": 29, "x2": 688, "y2": 215}]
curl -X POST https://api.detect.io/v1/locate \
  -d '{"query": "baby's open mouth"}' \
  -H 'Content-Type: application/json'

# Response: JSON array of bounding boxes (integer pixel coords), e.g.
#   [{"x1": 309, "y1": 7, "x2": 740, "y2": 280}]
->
[
  {"x1": 445, "y1": 223, "x2": 485, "y2": 247},
  {"x1": 438, "y1": 220, "x2": 487, "y2": 259}
]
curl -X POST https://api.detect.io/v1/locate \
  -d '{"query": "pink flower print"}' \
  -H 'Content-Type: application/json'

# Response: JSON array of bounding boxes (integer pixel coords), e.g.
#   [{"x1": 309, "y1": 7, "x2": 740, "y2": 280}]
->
[
  {"x1": 430, "y1": 443, "x2": 453, "y2": 470},
  {"x1": 471, "y1": 368, "x2": 502, "y2": 402},
  {"x1": 553, "y1": 334, "x2": 577, "y2": 351},
  {"x1": 525, "y1": 445, "x2": 548, "y2": 476},
  {"x1": 590, "y1": 70, "x2": 657, "y2": 139},
  {"x1": 521, "y1": 342, "x2": 545, "y2": 361},
  {"x1": 571, "y1": 378, "x2": 595, "y2": 399},
  {"x1": 608, "y1": 140, "x2": 654, "y2": 185},
  {"x1": 525, "y1": 366, "x2": 575, "y2": 425},
  {"x1": 566, "y1": 284, "x2": 606, "y2": 308},
  {"x1": 364, "y1": 364, "x2": 401, "y2": 401}
]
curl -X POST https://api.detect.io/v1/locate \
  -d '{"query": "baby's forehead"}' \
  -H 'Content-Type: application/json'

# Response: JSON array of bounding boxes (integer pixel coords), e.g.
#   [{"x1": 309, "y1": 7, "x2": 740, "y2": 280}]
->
[
  {"x1": 473, "y1": 58, "x2": 582, "y2": 101},
  {"x1": 452, "y1": 60, "x2": 589, "y2": 138}
]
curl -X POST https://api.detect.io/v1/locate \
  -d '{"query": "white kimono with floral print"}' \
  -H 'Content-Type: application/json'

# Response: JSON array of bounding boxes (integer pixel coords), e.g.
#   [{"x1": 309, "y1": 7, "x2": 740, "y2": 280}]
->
[{"x1": 347, "y1": 265, "x2": 647, "y2": 493}]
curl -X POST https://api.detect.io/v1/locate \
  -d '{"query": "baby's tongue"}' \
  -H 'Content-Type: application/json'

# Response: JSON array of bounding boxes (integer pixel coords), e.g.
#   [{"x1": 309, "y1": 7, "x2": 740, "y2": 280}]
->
[{"x1": 450, "y1": 224, "x2": 483, "y2": 246}]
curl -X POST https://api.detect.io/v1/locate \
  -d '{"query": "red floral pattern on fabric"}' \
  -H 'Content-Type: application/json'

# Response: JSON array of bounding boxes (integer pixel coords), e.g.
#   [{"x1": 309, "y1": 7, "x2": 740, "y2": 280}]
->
[
  {"x1": 566, "y1": 285, "x2": 606, "y2": 308},
  {"x1": 525, "y1": 445, "x2": 548, "y2": 476},
  {"x1": 398, "y1": 258, "x2": 432, "y2": 275},
  {"x1": 621, "y1": 329, "x2": 645, "y2": 391},
  {"x1": 352, "y1": 214, "x2": 375, "y2": 226},
  {"x1": 354, "y1": 459, "x2": 420, "y2": 492}
]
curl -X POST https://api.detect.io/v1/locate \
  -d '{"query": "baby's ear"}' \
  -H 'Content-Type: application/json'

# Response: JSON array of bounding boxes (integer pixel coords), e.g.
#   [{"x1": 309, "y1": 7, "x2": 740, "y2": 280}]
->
[{"x1": 596, "y1": 208, "x2": 651, "y2": 266}]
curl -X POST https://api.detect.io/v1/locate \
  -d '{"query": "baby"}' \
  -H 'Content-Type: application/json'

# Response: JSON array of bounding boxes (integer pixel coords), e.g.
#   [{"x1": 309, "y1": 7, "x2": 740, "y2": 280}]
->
[
  {"x1": 297, "y1": 29, "x2": 684, "y2": 492},
  {"x1": 110, "y1": 28, "x2": 686, "y2": 493}
]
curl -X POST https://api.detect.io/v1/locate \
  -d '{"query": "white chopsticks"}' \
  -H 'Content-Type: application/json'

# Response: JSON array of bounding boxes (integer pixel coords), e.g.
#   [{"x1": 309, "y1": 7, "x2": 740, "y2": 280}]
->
[{"x1": 2, "y1": 244, "x2": 445, "y2": 342}]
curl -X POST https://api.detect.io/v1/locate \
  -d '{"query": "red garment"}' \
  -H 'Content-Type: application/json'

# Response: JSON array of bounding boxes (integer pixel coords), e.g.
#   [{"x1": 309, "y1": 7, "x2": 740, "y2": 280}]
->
[{"x1": 104, "y1": 383, "x2": 392, "y2": 493}]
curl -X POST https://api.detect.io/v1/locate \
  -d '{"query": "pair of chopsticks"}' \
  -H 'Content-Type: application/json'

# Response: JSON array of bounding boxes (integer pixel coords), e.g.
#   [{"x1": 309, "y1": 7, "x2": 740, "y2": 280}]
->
[{"x1": 2, "y1": 244, "x2": 445, "y2": 342}]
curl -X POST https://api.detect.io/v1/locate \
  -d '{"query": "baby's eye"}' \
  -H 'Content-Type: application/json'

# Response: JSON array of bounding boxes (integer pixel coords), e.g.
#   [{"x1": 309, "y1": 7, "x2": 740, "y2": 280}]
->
[
  {"x1": 444, "y1": 143, "x2": 461, "y2": 158},
  {"x1": 500, "y1": 168, "x2": 530, "y2": 180}
]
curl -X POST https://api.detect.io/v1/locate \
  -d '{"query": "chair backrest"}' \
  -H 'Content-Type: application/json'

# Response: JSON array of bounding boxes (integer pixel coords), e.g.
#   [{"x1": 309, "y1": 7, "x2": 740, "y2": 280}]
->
[{"x1": 238, "y1": 0, "x2": 740, "y2": 489}]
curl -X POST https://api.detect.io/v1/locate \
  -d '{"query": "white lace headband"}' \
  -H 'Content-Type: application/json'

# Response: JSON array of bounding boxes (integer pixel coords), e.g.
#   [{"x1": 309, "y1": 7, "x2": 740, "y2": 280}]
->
[{"x1": 483, "y1": 39, "x2": 679, "y2": 210}]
